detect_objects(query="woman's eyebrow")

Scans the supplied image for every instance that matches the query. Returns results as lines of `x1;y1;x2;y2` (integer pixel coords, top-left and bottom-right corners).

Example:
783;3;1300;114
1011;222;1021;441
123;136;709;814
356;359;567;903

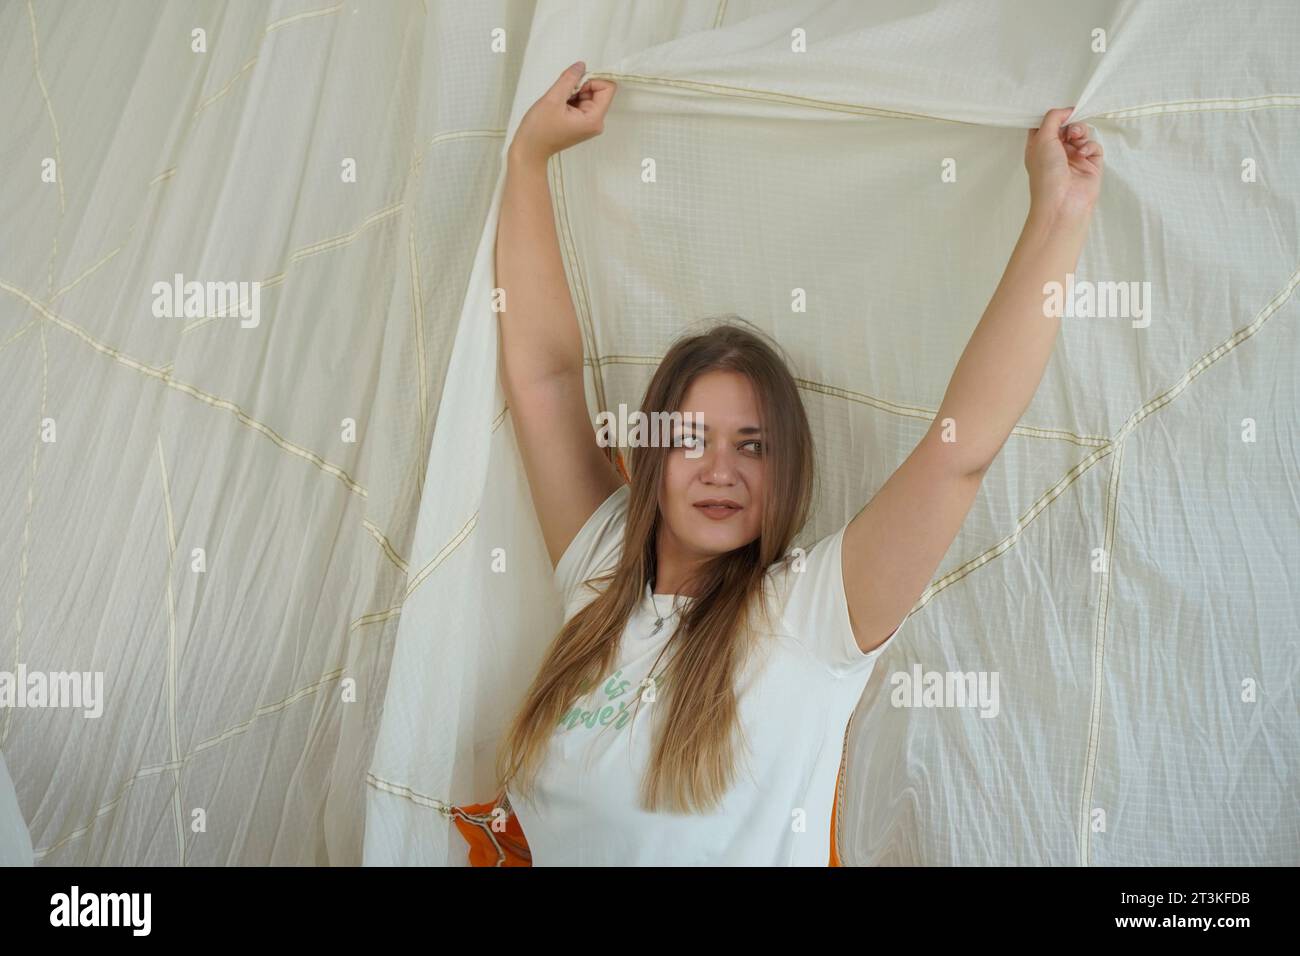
678;423;763;434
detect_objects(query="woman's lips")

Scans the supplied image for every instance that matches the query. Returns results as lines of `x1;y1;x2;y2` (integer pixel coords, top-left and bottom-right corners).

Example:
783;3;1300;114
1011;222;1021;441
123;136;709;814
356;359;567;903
695;504;741;520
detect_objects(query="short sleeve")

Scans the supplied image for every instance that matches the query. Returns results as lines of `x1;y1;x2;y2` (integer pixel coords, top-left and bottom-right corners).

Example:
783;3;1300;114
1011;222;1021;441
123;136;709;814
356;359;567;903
554;483;630;614
775;524;912;677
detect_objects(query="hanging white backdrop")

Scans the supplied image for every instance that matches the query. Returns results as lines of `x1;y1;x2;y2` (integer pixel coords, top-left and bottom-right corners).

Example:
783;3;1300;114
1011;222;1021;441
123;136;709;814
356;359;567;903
0;0;525;864
366;0;1300;865
2;0;1296;866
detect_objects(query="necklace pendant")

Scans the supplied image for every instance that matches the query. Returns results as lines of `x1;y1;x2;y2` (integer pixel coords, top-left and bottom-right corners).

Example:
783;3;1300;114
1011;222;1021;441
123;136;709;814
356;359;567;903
650;617;663;636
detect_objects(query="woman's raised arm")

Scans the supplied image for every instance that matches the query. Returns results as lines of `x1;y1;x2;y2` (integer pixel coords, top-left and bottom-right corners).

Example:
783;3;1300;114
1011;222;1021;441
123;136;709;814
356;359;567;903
495;63;625;568
842;108;1106;654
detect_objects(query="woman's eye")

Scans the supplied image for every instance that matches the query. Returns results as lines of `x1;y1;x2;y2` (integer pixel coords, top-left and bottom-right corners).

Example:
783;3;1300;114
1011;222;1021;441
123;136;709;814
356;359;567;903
742;440;763;455
676;434;700;449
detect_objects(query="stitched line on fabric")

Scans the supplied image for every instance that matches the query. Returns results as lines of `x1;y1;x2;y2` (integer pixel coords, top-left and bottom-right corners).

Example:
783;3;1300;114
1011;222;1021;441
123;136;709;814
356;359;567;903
1093;94;1300;120
45;4;220;304
32;760;179;861
591;72;1300;126
26;0;64;299
367;772;528;866
833;719;850;865
1;323;49;752
1112;265;1300;445
192;2;344;118
404;512;477;600
589;72;984;125
52;234;139;304
366;772;455;816
179;201;405;335
49;4;356;306
55;124;495;306
924;440;1114;605
364;519;410;575
368;405;511;609
1079;438;1124;866
53;125;493;308
0;317;39;353
349;604;403;632
0;281;368;499
49;129;501;309
51;174;170;304
428;127;508;148
154;437;188;864
30;664;347;859
409;161;430;444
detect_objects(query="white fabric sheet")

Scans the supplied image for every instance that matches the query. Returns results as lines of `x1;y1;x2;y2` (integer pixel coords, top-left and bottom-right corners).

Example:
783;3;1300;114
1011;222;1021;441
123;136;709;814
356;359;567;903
2;0;1296;866
0;0;523;864
0;752;34;866
366;0;1300;865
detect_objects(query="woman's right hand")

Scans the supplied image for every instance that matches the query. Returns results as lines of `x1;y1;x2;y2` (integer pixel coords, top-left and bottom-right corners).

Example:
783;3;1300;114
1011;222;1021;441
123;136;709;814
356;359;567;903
508;61;618;167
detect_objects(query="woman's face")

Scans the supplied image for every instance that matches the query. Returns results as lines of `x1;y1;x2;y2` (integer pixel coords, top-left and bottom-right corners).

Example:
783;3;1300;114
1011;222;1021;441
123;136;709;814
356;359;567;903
658;370;766;560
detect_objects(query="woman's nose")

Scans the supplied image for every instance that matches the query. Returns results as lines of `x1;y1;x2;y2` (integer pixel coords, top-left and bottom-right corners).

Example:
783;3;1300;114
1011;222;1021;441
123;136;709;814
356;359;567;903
699;443;738;482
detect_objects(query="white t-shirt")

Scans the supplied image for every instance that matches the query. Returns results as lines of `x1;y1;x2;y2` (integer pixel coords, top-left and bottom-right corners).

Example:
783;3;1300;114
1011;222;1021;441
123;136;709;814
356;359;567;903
507;483;911;866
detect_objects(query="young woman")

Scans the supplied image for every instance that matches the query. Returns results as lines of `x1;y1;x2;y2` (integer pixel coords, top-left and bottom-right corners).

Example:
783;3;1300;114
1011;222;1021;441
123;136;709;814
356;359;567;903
492;62;1103;865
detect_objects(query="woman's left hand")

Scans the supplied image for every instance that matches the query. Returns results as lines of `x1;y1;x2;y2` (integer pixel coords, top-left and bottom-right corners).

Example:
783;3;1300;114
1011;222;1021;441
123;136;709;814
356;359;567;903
1025;107;1104;224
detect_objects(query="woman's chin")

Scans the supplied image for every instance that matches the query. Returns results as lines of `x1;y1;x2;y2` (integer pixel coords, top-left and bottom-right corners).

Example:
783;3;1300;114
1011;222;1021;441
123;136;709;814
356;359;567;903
682;525;752;554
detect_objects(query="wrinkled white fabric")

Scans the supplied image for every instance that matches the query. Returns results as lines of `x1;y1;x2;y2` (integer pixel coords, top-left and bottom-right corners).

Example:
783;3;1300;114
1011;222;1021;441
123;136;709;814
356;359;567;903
0;0;524;864
2;0;1296;867
367;0;1300;865
0;752;34;866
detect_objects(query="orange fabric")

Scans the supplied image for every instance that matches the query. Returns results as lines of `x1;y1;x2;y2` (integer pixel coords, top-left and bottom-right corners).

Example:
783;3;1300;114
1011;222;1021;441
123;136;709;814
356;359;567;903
450;798;532;866
829;762;843;866
614;448;630;483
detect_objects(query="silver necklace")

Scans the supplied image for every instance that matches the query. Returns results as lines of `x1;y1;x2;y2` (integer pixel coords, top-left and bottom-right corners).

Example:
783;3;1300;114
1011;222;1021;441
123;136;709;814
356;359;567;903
648;584;684;637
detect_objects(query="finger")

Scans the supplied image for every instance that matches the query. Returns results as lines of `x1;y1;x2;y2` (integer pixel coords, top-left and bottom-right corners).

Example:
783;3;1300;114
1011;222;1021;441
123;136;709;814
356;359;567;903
584;77;618;115
547;60;587;102
1036;107;1075;141
571;78;608;107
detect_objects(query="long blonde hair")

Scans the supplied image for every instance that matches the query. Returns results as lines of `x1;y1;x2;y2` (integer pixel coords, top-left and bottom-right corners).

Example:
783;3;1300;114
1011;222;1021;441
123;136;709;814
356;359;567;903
496;318;815;813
